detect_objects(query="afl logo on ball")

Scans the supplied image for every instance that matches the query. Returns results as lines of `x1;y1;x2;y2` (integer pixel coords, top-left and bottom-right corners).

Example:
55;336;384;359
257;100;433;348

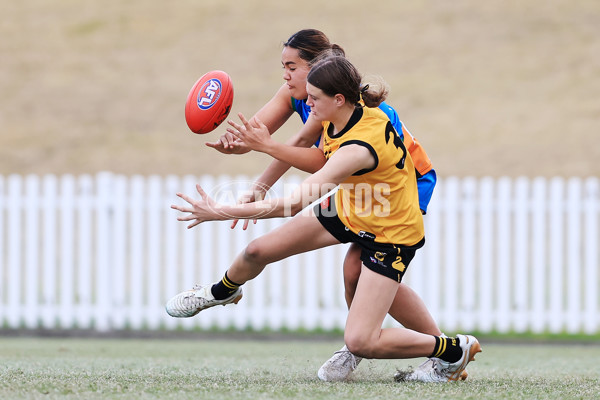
197;78;222;110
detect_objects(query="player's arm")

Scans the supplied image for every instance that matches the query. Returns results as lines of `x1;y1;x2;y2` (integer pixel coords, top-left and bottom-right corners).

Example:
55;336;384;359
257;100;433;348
402;125;433;176
205;84;295;154
227;112;326;173
172;144;374;228
245;123;322;205
228;119;323;230
401;124;437;213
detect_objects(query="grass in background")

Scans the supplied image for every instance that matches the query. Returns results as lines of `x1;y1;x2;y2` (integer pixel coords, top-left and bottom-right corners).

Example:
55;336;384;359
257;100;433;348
0;337;598;399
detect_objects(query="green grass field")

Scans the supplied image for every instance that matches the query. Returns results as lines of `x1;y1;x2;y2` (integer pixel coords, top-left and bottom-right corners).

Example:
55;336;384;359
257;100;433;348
0;336;598;399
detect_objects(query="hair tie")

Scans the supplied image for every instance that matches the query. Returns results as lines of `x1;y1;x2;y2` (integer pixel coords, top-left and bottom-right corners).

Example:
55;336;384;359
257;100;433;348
360;84;369;93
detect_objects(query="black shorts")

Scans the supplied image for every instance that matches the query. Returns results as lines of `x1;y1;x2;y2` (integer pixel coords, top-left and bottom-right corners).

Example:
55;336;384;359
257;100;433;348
314;195;425;283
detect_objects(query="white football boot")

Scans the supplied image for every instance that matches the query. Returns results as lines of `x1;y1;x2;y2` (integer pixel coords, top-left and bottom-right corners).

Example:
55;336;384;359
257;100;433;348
395;334;480;383
396;357;468;382
317;345;363;382
165;284;243;318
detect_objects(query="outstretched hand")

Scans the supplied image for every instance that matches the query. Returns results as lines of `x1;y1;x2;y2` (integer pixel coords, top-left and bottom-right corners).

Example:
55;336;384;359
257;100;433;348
171;184;221;229
227;113;272;153
205;131;250;154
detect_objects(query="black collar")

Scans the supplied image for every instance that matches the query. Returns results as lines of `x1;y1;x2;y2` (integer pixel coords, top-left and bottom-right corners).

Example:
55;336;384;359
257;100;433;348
327;107;363;138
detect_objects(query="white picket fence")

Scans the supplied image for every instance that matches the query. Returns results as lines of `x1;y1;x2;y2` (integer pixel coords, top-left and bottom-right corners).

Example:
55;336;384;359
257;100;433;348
0;173;598;334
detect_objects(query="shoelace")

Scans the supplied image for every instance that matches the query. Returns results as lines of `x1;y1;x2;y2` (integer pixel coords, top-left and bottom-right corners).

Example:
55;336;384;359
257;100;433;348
333;350;360;370
180;286;209;310
430;359;450;377
181;295;206;309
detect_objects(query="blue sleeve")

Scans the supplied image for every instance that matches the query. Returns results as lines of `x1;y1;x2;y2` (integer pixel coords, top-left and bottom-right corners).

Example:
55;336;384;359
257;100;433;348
379;101;435;212
416;169;437;214
377;101;404;140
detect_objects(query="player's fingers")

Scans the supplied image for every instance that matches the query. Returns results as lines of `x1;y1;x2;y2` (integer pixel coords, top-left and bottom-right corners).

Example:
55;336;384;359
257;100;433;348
171;204;190;213
254;116;267;130
223;132;241;149
176;192;195;205
227;119;243;132
223;131;236;145
205;140;235;153
238;112;253;130
231;219;239;229
187;220;202;229
243;218;258;230
208;134;227;150
227;127;243;140
196;184;207;199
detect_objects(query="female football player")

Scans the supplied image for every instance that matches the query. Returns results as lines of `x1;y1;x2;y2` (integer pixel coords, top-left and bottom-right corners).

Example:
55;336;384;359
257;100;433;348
205;29;445;381
169;55;480;382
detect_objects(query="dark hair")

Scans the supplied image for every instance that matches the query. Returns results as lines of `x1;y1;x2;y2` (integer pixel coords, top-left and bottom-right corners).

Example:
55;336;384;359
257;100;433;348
284;29;345;65
307;55;388;108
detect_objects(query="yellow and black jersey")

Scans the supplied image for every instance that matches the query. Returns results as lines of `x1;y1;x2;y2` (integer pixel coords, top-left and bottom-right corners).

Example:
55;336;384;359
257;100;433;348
321;107;424;246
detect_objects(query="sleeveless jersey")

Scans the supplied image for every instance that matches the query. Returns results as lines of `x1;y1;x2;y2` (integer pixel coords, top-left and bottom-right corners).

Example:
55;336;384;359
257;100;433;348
292;97;436;213
321;107;425;246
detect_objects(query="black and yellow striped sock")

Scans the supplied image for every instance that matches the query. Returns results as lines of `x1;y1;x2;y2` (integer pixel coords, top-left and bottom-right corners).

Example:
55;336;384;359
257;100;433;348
430;336;462;363
211;271;242;300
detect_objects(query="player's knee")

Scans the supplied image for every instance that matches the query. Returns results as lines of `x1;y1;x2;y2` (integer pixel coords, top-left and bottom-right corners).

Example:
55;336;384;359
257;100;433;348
344;332;375;359
243;240;266;263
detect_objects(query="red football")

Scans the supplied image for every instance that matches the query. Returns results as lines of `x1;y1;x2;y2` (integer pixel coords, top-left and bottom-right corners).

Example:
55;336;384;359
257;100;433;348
184;70;234;134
